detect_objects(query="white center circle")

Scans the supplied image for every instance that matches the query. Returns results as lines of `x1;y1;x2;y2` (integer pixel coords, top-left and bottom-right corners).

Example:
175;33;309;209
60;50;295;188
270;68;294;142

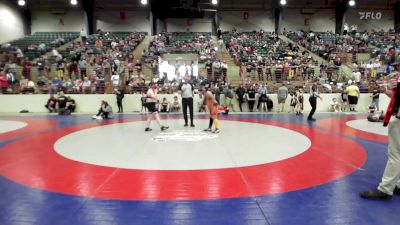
0;120;28;134
346;119;388;136
54;120;311;170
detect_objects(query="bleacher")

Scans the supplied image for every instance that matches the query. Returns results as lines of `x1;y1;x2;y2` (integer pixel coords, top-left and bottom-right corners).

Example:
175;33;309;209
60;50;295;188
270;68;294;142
165;32;212;53
60;32;146;60
8;32;79;59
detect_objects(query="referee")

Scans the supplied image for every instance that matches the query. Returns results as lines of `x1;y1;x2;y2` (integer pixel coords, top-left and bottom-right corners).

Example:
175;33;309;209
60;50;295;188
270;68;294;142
308;79;322;121
179;77;195;127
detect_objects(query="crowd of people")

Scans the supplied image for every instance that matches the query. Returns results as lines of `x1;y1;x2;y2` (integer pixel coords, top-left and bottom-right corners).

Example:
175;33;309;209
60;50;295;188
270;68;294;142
223;30;324;82
0;31;147;95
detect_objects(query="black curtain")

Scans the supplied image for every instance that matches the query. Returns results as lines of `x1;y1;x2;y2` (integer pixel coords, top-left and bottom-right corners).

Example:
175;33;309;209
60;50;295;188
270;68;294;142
82;0;94;35
335;1;348;35
275;8;280;34
395;2;400;33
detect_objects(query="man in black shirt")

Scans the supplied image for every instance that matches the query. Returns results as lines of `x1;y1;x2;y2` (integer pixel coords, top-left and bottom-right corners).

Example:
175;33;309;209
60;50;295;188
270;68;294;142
66;96;76;113
115;89;125;113
236;84;246;112
57;91;70;115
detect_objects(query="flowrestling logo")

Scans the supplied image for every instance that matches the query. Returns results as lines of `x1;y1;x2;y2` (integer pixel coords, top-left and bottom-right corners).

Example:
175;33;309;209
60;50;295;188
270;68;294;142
359;12;382;20
152;130;218;142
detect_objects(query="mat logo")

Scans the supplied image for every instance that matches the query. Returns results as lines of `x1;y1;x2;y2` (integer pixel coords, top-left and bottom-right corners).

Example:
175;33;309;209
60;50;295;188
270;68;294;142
359;12;382;20
152;130;218;142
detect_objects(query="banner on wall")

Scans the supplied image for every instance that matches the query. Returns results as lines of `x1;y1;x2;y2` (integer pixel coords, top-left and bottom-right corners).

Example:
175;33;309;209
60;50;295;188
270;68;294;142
243;12;249;20
187;18;192;27
119;11;126;20
359;12;382;20
59;18;64;26
304;18;309;26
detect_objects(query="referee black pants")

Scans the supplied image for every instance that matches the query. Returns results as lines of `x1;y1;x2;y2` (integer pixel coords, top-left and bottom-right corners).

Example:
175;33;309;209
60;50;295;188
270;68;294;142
182;97;194;125
308;96;317;119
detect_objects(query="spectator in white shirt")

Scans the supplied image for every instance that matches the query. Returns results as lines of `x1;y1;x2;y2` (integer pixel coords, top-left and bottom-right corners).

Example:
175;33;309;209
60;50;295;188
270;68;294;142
111;74;120;87
352;69;362;85
192;63;199;77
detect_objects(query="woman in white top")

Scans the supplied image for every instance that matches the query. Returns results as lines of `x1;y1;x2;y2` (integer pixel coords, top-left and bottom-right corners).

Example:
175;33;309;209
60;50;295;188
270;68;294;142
145;84;169;132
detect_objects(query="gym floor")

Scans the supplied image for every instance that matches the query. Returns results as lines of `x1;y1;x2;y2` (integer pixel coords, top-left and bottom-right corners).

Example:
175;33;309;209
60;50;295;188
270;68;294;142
0;113;398;225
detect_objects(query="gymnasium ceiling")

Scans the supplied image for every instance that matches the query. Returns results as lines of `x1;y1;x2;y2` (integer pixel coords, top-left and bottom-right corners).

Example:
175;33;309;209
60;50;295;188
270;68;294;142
14;0;399;10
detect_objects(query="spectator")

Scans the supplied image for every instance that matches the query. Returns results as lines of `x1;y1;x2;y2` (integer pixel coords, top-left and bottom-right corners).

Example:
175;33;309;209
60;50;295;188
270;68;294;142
111;73;120;87
80;28;87;44
114;88;125;113
140;93;147;113
259;91;269;112
257;83;268;110
82;77;91;93
266;95;274;112
371;85;380;111
92;100;113;120
246;85;256;112
56;60;65;80
352;69;362;85
37;58;45;77
57;91;70;115
223;85;235;112
236;84;246;112
277;83;289;113
22;58;32;80
0;69;9;93
44;59;51;77
366;106;384;122
346;81;360;112
19;76;29;89
289;92;298;113
135;60;142;77
330;98;341;112
128;60;135;79
159;97;170;113
171;96;181;112
79;58;87;79
341;86;348;112
73;79;83;93
66;96;76;113
44;94;57;112
296;88;304;115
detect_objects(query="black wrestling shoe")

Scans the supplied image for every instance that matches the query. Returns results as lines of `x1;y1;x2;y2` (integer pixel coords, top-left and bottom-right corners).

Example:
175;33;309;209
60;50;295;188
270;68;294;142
145;128;152;132
190;124;195;127
203;128;212;132
184;124;188;127
394;186;400;195
307;118;316;121
161;126;169;131
360;189;392;201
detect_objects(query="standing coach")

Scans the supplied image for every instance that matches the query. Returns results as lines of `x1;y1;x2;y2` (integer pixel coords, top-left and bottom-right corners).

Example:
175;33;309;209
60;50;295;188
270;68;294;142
179;77;195;127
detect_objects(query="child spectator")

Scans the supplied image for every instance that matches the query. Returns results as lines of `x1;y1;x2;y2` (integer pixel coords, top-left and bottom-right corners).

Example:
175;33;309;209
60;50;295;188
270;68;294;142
92;100;113;120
